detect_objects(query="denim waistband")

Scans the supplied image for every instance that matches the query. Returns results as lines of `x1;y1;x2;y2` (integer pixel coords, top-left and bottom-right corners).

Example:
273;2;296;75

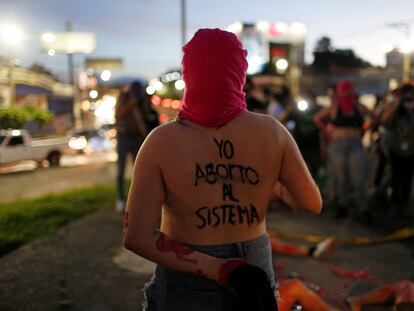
154;234;276;291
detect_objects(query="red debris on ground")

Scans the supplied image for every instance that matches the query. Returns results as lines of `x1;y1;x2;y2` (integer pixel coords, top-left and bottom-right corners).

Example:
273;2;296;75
330;266;377;280
274;261;285;270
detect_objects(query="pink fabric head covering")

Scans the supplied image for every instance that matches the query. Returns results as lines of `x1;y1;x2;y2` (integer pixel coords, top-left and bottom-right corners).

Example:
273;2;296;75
178;28;248;127
336;80;356;114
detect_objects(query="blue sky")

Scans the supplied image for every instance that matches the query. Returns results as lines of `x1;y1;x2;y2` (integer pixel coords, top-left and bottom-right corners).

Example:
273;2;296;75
0;0;413;80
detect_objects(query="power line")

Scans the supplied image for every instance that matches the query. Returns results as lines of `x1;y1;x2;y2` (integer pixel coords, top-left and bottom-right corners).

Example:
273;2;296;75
336;19;414;39
336;24;386;39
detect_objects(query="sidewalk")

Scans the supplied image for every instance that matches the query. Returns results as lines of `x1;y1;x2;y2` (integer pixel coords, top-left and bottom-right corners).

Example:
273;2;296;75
0;209;148;311
0;206;413;310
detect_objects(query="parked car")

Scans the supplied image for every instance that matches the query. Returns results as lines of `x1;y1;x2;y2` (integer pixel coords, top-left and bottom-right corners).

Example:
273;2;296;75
0;129;70;167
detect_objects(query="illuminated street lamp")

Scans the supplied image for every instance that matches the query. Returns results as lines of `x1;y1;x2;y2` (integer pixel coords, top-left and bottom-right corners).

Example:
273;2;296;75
89;89;99;99
1;23;23;106
100;70;111;82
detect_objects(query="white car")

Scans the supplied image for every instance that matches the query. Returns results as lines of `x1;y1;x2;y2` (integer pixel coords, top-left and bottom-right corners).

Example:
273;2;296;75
0;129;70;167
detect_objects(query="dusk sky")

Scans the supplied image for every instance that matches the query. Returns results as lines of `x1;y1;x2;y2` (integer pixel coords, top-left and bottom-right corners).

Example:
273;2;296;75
0;0;413;81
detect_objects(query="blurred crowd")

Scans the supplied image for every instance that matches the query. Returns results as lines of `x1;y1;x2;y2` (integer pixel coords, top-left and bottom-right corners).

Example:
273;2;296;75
244;77;414;222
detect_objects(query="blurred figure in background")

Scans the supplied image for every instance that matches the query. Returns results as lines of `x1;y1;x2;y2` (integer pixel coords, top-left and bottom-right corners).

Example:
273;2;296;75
370;93;391;202
142;91;160;132
314;80;374;220
347;280;414;311
320;85;338;207
244;76;267;113
283;90;323;179
268;85;293;123
378;82;414;216
115;81;148;213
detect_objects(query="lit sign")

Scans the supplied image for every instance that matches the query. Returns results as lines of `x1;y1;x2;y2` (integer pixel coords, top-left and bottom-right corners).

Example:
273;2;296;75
41;32;96;54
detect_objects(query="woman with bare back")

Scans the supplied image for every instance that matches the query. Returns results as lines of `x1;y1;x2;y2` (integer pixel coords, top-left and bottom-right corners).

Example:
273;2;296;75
123;28;322;310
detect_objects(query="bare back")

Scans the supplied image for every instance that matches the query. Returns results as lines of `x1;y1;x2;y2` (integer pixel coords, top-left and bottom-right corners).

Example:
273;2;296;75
133;111;321;245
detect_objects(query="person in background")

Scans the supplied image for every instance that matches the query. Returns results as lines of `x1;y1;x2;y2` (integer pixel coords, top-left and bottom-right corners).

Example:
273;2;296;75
283;90;323;179
347;280;414;311
115;81;148;213
314;80;374;221
278;279;338;311
244;76;267;113
378;82;414;216
279;279;414;311
268;85;293;123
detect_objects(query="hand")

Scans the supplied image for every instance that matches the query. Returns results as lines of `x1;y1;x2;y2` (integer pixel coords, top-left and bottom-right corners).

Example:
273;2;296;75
217;258;249;290
226;263;278;311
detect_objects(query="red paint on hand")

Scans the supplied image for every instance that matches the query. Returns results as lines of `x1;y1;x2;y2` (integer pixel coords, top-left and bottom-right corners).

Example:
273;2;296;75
155;232;198;264
331;266;376;280
218;258;249;289
123;211;129;233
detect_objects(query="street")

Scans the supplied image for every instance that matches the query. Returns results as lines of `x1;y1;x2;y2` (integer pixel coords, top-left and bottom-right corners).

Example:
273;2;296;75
0;151;133;203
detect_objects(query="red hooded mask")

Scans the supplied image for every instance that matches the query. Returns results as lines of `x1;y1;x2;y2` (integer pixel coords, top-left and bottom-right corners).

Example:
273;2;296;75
178;28;248;127
336;80;356;114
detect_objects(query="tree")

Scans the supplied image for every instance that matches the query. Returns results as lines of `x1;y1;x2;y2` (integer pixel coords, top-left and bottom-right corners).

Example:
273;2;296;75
0;107;28;129
314;36;333;53
312;36;372;73
0;106;53;130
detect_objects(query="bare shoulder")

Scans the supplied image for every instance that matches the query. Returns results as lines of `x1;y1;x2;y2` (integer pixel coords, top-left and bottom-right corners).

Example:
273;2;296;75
243;111;284;128
144;120;180;142
242;111;289;141
137;121;180;159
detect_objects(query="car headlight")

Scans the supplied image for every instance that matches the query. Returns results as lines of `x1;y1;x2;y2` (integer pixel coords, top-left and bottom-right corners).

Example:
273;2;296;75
68;136;88;150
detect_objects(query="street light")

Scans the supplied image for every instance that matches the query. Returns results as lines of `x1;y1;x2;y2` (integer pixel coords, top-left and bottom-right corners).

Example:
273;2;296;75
1;23;23;106
100;70;111;82
1;24;23;46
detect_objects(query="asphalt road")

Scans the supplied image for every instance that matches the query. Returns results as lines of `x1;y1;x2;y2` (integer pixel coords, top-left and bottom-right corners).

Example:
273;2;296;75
0;151;133;203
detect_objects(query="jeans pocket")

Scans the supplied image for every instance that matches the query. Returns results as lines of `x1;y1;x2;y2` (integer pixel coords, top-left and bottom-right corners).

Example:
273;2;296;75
165;281;224;311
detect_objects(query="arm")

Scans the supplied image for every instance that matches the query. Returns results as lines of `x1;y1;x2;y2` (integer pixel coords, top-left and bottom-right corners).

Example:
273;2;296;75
278;128;322;214
123;130;239;285
278;102;294;124
278;279;337;311
313;107;332;132
346;283;396;311
131;101;148;137
357;103;375;120
272;182;297;208
379;97;400;126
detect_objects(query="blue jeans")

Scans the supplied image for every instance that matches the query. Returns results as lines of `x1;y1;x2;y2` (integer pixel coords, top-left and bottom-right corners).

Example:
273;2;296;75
143;234;276;311
116;135;142;200
328;137;368;212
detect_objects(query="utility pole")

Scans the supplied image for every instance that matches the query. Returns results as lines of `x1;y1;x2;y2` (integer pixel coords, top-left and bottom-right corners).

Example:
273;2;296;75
7;47;15;106
66;21;74;84
66;21;81;129
181;0;187;48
